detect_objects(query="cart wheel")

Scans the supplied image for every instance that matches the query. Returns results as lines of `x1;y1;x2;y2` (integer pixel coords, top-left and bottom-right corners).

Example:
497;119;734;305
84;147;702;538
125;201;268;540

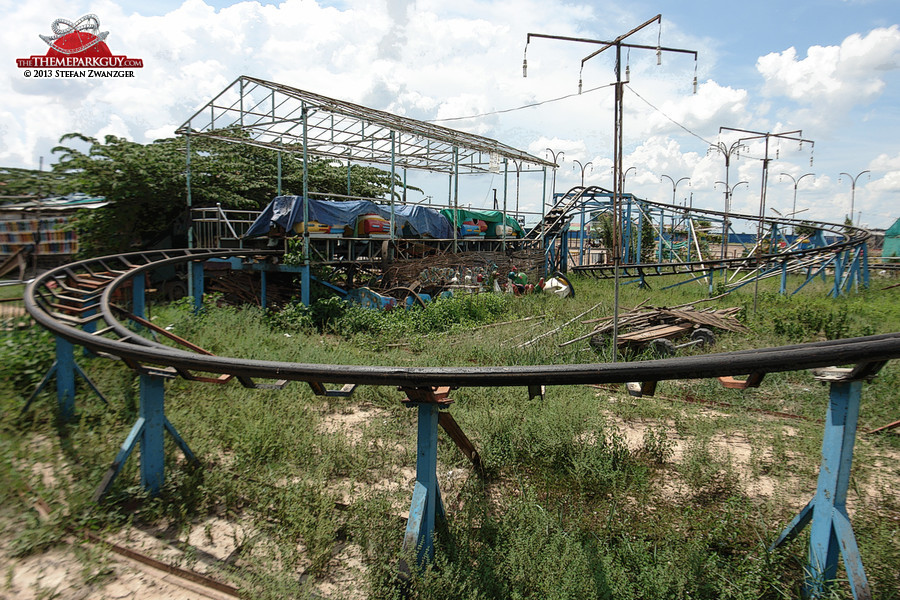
690;328;716;348
648;338;676;357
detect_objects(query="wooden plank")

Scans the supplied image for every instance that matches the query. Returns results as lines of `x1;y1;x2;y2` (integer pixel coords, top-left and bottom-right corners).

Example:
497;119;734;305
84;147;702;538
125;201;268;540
619;324;691;342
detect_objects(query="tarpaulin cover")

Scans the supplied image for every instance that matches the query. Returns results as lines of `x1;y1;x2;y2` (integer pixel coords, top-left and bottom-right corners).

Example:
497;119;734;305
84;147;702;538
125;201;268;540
440;208;526;237
883;217;900;258
243;196;453;239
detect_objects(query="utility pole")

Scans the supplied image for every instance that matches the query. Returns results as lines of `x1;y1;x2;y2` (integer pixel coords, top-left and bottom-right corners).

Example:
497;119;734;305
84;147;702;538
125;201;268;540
525;16;697;361
720;127;814;313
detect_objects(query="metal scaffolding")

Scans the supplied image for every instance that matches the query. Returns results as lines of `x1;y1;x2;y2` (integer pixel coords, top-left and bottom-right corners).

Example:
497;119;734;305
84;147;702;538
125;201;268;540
175;75;554;175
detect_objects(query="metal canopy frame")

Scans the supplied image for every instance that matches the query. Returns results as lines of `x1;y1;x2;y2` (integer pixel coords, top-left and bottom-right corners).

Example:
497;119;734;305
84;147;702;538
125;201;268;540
175;76;554;175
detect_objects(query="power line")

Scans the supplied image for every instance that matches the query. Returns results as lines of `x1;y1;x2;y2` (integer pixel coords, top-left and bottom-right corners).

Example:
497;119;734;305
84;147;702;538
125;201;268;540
625;83;714;146
427;82;614;123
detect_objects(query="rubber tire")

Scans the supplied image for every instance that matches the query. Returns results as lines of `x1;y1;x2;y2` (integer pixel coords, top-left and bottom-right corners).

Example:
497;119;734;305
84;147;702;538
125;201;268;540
690;327;716;348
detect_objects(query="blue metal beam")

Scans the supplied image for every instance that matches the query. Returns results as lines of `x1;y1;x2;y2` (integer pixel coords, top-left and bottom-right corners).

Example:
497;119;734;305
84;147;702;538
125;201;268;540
191;260;205;313
402;401;445;566
93;372;196;501
771;377;871;600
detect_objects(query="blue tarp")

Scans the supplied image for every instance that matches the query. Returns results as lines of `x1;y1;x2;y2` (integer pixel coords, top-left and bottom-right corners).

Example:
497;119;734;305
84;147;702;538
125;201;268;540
244;196;453;239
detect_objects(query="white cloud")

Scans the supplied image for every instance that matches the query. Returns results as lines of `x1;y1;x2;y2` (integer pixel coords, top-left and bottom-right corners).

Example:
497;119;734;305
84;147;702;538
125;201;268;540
1;1;899;228
756;25;900;116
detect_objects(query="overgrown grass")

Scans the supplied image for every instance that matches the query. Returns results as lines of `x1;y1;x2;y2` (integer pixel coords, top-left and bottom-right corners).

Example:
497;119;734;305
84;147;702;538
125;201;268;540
1;271;899;598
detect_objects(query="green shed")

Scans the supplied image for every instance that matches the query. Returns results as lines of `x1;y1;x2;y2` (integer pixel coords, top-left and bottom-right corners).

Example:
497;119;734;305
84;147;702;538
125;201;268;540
883;217;900;259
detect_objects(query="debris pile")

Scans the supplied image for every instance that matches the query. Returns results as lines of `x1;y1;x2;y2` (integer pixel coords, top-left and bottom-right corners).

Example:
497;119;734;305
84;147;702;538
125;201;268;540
558;297;747;354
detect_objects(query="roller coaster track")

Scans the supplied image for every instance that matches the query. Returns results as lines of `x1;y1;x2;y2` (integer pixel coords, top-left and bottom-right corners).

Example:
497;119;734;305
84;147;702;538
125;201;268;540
23;247;900;388
22;247;900;597
540;188;870;293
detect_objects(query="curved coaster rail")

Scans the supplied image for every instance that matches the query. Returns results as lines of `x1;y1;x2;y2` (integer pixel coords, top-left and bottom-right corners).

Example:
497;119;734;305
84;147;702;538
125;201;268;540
24;248;897;596
543;188;871;297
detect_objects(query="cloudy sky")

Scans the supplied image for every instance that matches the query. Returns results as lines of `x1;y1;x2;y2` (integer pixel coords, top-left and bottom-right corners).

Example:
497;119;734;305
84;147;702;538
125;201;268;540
2;0;899;229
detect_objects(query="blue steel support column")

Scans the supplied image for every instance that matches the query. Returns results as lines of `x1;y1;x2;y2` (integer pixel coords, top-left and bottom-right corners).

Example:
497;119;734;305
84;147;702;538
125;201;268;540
260;270;267;309
770;377;870;600
635;201;643;264
624;196;633;264
861;243;870;289
780;260;788;295
403;402;445;566
82;294;98;356
186;127;193;251
139;373;166;495
56;336;76;421
502;159;508;251
191;260;204;313
832;251;844;297
390;131;396;243
657;209;664;263
302;104;311;306
541;166;547;254
92;370;195;502
579;204;585;266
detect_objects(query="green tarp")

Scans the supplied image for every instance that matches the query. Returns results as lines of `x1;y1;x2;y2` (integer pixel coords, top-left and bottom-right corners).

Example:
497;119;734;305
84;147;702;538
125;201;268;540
883;217;900;258
439;208;526;238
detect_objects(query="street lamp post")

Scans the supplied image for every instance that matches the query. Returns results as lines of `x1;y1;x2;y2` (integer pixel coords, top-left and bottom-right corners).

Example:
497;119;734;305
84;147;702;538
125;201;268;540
839;170;870;227
623;166;636;192
661;175;690;260
573;159;593;187
660;174;690;206
546;148;565;206
709;139;745;266
779;172;814;234
715;180;748;258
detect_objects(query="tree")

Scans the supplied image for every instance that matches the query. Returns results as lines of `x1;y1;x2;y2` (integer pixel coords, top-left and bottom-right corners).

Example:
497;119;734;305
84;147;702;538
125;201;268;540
51;132;411;255
0;167;72;201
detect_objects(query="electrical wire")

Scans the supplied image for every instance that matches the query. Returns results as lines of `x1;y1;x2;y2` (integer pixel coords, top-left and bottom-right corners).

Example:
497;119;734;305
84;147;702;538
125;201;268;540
427;82;614;123
426;79;778;165
625;83;714;146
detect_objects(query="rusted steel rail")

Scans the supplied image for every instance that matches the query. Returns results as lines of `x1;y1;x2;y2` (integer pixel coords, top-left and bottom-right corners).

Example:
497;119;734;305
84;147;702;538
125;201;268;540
22;248;899;599
22;248;900;387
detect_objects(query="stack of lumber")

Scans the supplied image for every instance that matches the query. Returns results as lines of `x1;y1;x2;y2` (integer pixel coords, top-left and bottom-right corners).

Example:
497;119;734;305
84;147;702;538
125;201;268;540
584;306;747;337
559;300;747;348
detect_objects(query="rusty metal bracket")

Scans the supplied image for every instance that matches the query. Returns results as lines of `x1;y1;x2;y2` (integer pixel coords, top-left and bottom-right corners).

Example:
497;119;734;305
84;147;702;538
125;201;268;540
812;362;886;383
718;372;765;389
438;412;483;474
308;381;358;397
400;386;454;406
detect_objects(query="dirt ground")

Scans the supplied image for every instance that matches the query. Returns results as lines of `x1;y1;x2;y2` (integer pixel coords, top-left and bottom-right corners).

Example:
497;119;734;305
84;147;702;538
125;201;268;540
3;399;898;600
